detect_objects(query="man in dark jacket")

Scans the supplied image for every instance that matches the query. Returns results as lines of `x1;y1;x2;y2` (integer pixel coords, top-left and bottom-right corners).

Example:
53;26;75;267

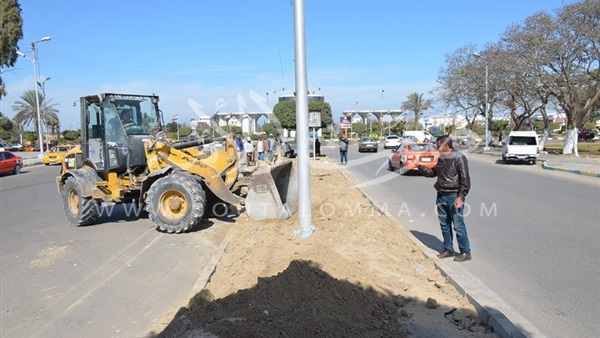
418;135;472;262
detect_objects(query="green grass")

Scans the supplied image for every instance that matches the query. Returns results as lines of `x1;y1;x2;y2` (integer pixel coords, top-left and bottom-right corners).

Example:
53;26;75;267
544;140;600;155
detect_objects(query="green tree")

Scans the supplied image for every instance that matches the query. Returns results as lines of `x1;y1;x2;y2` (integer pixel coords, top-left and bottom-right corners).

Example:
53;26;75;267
12;90;59;137
62;129;80;142
401;92;432;130
0;112;15;140
0;0;24;98
389;120;407;136
165;121;178;133
272;101;296;129
272;99;333;130
229;125;242;136
261;122;279;137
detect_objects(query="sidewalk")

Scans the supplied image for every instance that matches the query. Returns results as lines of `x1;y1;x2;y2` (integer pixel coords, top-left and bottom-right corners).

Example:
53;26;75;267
472;148;600;178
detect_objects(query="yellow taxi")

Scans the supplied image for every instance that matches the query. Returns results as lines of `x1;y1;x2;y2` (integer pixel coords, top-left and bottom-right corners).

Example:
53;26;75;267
42;145;76;166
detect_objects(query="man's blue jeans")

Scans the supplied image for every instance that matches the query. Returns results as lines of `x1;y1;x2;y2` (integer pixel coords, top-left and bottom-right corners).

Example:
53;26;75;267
436;193;470;254
340;150;348;164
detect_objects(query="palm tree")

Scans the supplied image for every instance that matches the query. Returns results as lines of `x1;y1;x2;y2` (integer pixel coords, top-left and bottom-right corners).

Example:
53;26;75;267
12;90;59;141
401;92;432;130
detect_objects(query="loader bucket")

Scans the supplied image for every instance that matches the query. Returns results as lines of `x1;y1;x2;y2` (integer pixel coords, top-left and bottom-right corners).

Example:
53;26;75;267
245;160;298;220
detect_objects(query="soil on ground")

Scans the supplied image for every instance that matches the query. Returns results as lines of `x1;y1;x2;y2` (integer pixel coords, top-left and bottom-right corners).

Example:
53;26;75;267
147;158;499;338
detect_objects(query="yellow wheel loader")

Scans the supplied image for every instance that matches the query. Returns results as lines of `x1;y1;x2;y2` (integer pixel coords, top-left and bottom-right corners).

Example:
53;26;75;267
56;93;297;233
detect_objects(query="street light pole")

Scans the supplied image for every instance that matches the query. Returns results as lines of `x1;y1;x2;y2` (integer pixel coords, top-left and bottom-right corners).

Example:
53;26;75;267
17;36;51;158
38;77;51;151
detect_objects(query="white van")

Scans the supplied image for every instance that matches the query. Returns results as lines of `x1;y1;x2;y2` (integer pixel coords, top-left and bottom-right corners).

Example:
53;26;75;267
502;131;539;164
402;131;432;142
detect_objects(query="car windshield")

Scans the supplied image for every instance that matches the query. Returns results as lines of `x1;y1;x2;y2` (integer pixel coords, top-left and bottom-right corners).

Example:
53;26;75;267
386;136;398;140
408;143;436;151
52;147;71;152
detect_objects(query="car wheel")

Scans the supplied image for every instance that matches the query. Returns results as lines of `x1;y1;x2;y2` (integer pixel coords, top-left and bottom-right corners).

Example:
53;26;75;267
387;160;395;171
13;165;21;175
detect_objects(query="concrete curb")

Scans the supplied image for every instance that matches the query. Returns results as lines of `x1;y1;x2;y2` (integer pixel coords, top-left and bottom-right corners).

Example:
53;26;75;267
23;160;43;167
471;150;600;178
540;160;600;178
336;166;544;338
188;228;235;298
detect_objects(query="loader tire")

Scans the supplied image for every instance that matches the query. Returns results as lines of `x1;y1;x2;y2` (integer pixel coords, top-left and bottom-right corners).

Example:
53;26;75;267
62;176;100;226
145;173;206;233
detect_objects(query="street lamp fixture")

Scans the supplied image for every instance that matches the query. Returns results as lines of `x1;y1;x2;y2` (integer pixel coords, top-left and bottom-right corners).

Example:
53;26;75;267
16;36;52;158
472;52;489;150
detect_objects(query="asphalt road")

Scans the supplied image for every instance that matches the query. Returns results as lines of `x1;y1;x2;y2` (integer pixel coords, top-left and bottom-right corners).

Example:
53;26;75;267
322;144;600;338
0;165;231;337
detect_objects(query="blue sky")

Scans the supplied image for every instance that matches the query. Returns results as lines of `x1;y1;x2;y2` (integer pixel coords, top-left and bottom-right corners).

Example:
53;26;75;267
1;0;576;130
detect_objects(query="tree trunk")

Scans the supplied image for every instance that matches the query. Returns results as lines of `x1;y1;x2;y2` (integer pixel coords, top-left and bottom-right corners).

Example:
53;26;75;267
562;128;579;156
539;129;549;152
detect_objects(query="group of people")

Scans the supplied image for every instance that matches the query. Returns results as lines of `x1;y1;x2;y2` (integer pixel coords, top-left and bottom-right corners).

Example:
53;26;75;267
236;134;277;165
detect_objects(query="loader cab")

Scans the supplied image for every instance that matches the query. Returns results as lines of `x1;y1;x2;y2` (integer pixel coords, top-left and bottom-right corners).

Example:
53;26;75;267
80;93;162;177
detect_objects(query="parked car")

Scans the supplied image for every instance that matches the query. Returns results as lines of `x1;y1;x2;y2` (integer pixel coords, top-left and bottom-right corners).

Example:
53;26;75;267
21;144;37;152
384;135;401;149
41;145;76;166
8;143;23;151
358;137;378;152
388;141;439;174
578;128;594;141
0;151;23;175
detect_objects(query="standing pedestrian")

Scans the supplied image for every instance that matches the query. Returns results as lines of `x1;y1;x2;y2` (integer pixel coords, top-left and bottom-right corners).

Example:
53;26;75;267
417;135;472;262
315;138;321;156
236;136;245;164
257;135;266;161
267;134;275;162
339;135;349;165
244;137;254;165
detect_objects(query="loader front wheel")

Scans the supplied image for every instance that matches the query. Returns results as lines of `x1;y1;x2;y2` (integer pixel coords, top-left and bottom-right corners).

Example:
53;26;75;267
62;176;100;226
145;173;206;233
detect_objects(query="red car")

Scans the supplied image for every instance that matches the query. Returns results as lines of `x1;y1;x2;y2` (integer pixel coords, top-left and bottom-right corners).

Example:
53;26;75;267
578;128;594;141
0;151;23;175
387;141;439;174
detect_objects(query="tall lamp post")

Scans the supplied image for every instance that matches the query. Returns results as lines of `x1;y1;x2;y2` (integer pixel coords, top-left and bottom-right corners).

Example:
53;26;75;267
472;52;489;150
16;36;52;158
38;77;51;151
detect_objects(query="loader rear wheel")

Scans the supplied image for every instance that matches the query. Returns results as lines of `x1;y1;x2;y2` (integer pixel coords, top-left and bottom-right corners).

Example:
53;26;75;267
62;177;99;226
145;173;206;233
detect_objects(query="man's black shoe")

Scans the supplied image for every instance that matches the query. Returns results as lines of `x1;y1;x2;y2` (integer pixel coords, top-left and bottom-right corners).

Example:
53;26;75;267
453;253;472;262
437;250;455;259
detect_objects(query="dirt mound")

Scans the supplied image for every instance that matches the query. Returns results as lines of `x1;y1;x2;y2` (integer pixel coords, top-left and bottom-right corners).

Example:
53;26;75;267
159;260;408;338
148;159;498;338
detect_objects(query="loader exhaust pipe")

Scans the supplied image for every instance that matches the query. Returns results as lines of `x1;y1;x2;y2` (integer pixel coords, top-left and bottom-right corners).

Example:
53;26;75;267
171;136;226;150
245;160;298;220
